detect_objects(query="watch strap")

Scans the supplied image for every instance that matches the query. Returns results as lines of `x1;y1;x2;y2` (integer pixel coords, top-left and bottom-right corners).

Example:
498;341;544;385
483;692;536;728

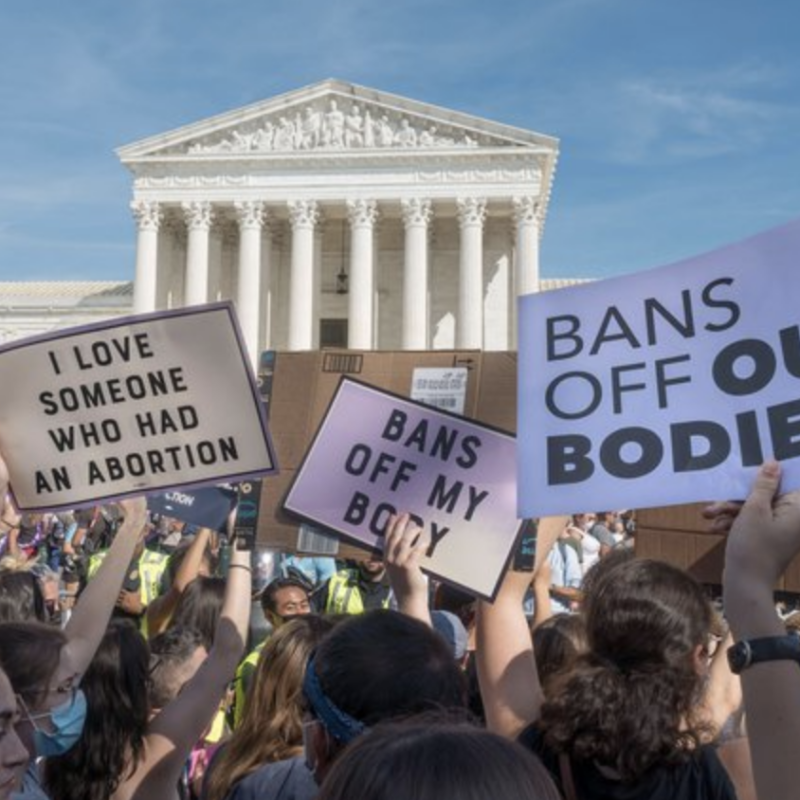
727;635;800;674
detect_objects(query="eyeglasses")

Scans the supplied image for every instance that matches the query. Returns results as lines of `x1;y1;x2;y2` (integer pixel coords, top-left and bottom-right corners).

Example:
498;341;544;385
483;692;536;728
16;673;81;723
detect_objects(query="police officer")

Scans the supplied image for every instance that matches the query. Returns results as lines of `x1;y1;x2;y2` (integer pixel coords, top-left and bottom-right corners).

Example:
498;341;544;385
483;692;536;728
87;513;168;626
232;576;313;727
318;554;393;615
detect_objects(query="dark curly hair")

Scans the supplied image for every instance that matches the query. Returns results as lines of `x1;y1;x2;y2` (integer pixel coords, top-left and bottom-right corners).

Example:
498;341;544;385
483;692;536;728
44;619;150;800
538;558;712;782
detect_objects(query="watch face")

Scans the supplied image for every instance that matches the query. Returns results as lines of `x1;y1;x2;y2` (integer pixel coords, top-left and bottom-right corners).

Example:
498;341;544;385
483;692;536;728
727;641;749;674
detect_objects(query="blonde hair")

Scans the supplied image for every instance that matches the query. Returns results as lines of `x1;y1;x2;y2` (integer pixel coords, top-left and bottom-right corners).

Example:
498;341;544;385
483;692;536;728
205;615;334;800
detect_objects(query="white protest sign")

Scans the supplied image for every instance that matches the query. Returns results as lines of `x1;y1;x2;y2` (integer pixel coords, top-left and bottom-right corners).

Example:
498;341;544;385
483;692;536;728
0;303;277;512
518;217;800;518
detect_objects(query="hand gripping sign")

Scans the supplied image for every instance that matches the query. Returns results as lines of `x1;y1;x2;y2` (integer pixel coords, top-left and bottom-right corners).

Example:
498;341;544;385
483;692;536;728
518;216;800;518
284;378;522;600
0;303;277;512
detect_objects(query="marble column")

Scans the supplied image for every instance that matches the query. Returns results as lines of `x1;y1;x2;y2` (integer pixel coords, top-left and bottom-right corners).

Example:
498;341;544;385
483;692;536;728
312;216;325;349
182;201;214;306
234;201;267;368
260;224;279;352
401;198;433;349
513;196;540;296
456;197;487;349
346;199;379;349
131;200;162;314
287;200;320;351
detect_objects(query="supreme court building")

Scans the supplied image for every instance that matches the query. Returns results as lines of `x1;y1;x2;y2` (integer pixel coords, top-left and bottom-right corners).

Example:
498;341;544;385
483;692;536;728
117;79;561;365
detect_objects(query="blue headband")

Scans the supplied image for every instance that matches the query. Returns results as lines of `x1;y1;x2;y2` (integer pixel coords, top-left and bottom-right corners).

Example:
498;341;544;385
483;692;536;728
303;656;366;744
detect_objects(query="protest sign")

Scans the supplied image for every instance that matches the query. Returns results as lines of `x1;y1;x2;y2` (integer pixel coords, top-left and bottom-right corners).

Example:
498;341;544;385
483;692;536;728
148;484;239;532
283;377;522;599
518;216;800;518
0;303;277;512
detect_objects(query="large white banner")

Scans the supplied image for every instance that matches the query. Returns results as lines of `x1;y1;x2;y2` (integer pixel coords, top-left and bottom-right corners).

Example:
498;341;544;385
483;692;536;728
518;217;800;518
0;303;277;511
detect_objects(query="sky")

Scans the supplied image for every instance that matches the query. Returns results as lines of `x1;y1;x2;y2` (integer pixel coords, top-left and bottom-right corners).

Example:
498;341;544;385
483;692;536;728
0;0;798;283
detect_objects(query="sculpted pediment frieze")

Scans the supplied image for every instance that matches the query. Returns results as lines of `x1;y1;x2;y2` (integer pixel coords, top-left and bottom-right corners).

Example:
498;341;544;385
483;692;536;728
155;96;532;157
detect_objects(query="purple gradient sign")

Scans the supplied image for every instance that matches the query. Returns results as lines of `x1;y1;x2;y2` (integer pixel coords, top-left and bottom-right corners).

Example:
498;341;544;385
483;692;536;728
284;378;522;599
519;216;800;518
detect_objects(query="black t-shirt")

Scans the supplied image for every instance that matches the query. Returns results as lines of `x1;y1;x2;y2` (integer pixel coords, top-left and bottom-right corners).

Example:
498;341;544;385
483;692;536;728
518;725;738;800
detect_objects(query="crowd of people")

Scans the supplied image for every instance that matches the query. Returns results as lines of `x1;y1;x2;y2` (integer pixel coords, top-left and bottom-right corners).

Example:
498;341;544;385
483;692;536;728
1;451;799;799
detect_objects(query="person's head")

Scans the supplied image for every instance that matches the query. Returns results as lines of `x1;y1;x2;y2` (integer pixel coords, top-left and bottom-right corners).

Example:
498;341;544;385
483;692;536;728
147;625;208;713
579;545;635;601
356;554;385;582
430;610;470;662
205;615;335;800
42;620;150;800
260;577;312;628
303;610;467;783
168;576;226;650
594;510;618;529
0;666;28;800
162;535;216;590
583;558;711;672
30;564;61;625
317;718;561;800
433;583;477;633
0;570;46;623
533;613;589;697
0;622;73;758
571;513;595;532
540;558;713;781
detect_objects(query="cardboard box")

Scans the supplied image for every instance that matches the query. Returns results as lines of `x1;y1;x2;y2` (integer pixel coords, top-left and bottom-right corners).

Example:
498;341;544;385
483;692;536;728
636;503;800;592
257;349;517;558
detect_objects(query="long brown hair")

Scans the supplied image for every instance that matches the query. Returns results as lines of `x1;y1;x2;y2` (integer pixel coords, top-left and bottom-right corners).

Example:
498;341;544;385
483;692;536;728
205;615;335;800
539;558;712;782
0;621;66;708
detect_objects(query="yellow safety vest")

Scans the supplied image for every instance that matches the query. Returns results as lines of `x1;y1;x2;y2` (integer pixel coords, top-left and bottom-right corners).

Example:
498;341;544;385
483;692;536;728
324;570;391;615
87;548;168;608
232;640;267;728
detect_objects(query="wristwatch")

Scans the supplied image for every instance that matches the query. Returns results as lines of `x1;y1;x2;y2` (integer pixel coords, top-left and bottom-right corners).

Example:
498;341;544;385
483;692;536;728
727;635;800;674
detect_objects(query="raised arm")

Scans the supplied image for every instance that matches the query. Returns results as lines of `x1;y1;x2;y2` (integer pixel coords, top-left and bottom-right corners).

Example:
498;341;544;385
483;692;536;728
60;497;148;676
476;561;542;739
133;542;251;795
384;513;432;627
531;557;554;631
722;461;800;800
146;526;212;636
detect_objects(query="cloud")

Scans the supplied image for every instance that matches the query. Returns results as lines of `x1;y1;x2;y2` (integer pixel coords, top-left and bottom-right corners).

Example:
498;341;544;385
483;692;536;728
492;57;797;166
614;64;788;162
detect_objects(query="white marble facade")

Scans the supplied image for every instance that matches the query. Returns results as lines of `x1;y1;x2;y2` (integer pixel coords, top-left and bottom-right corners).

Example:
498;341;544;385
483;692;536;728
118;80;560;366
0;282;133;344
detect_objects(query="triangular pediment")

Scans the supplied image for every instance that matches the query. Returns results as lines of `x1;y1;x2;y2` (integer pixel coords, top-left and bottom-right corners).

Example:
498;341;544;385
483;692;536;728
118;79;557;161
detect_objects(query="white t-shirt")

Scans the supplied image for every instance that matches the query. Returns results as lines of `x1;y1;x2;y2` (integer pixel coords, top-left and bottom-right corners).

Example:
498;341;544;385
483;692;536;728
580;532;601;576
